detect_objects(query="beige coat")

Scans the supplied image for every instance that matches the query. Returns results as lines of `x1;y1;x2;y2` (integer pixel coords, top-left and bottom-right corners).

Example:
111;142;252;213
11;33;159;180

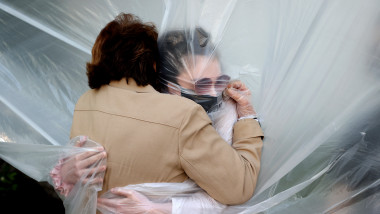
70;78;264;205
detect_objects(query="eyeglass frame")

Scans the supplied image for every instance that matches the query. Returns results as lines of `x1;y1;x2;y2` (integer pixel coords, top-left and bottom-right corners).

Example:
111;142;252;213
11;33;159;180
178;74;231;95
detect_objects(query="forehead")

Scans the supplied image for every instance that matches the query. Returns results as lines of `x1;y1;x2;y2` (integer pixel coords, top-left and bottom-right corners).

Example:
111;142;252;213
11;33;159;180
178;55;222;81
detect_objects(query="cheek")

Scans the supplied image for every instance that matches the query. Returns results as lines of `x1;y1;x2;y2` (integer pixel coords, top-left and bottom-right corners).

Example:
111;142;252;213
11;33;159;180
177;73;195;90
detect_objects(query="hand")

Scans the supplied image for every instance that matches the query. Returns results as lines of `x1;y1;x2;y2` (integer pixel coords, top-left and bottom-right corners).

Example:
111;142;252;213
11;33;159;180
50;136;107;196
224;80;256;118
60;145;107;185
98;188;172;214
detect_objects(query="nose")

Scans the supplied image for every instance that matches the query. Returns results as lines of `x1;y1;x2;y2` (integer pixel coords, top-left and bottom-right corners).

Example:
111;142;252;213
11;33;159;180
209;86;218;97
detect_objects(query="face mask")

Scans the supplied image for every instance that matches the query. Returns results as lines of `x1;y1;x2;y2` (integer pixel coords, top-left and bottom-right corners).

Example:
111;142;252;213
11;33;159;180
181;92;222;113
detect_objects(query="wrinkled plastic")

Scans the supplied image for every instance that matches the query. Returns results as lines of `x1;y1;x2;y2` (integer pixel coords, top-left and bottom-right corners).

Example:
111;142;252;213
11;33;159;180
99;180;227;214
0;0;380;213
208;98;237;145
224;81;256;118
0;136;107;213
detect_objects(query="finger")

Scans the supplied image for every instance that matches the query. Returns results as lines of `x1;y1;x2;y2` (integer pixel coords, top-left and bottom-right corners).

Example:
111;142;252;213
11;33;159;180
82;165;107;178
64;151;97;166
78;151;107;169
97;198;120;208
82;177;103;185
243;89;251;96
111;188;135;198
75;149;104;163
238;82;249;91
227;80;242;89
74;136;87;147
125;190;140;201
228;80;249;92
236;89;251;98
227;80;240;88
226;88;244;103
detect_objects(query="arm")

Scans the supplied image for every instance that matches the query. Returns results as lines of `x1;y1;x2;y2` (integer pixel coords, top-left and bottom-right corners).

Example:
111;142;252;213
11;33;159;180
171;190;226;214
96;182;230;214
179;81;263;205
97;188;172;214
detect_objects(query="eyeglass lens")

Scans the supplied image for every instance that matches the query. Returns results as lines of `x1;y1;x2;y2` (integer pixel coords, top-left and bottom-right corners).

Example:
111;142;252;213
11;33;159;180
194;75;231;94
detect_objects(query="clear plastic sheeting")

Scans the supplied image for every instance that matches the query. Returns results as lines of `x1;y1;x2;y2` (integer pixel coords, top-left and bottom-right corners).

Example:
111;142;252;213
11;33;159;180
0;136;107;213
98;180;229;214
0;0;379;213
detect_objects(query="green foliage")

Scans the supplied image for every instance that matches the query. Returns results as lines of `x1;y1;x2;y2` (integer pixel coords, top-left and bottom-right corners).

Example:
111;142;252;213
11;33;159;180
0;160;19;191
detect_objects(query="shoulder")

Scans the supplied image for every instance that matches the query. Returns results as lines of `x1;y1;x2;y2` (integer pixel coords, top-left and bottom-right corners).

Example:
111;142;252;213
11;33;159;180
142;91;201;112
154;92;200;109
74;87;210;129
146;92;212;128
74;88;99;109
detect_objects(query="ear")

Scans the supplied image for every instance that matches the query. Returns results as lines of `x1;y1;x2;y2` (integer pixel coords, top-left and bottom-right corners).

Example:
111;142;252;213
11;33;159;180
153;63;156;72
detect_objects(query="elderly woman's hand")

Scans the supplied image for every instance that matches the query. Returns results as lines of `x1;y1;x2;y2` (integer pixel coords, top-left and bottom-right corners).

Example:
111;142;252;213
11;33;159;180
50;136;107;196
61;146;106;184
224;80;256;118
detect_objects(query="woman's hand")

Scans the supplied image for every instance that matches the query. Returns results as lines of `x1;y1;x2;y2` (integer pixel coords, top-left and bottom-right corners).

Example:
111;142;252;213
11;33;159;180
60;149;106;185
224;80;256;118
50;136;107;196
97;188;172;214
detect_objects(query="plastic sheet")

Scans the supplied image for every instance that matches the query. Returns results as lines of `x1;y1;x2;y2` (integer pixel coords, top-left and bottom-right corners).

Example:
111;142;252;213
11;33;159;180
98;180;227;214
1;0;380;213
0;136;106;213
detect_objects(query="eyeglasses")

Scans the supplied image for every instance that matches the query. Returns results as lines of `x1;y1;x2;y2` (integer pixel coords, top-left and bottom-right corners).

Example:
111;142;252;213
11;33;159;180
191;74;231;95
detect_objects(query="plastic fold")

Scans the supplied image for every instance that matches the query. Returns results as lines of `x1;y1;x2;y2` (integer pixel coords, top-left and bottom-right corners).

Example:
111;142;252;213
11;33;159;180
0;0;379;213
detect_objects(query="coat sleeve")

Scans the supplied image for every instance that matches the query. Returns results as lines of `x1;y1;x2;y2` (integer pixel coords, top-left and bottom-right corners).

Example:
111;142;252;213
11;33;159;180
179;105;264;205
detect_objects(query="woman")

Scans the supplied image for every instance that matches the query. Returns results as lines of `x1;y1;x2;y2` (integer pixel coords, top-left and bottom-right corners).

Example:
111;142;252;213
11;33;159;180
158;28;243;144
97;28;260;214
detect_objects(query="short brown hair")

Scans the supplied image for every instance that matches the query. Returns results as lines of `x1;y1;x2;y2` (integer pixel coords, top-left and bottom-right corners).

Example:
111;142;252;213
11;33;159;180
86;13;159;89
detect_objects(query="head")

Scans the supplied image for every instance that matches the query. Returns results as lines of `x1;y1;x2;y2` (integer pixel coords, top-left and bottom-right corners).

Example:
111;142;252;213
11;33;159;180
86;13;159;90
158;28;230;112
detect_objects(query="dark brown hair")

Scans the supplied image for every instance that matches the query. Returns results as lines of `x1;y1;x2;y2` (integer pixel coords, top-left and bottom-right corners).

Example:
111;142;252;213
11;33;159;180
158;27;218;92
86;13;159;89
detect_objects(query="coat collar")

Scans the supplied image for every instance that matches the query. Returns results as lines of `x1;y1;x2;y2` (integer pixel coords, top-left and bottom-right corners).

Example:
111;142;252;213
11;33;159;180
108;78;158;93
